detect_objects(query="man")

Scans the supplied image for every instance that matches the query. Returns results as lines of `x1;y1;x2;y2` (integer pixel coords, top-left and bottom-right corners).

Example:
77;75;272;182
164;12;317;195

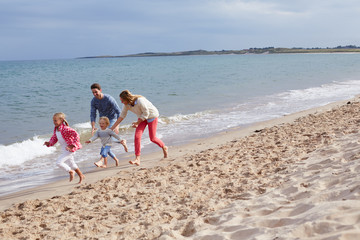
90;83;121;135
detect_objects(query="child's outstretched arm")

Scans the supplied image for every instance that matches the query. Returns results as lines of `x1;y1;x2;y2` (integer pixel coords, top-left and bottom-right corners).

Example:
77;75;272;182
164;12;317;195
109;130;122;141
86;131;99;144
45;132;58;147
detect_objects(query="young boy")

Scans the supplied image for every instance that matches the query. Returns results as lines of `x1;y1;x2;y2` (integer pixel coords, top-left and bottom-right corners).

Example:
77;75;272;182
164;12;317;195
86;116;128;168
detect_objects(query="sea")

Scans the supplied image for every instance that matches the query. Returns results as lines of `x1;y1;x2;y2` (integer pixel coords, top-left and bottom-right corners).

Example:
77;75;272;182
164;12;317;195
1;53;360;197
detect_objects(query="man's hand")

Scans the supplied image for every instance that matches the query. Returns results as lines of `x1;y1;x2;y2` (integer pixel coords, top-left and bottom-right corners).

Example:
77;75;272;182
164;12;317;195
91;127;97;136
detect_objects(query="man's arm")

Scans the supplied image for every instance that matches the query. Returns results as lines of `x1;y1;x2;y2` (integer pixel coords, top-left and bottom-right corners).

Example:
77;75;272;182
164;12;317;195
108;95;122;119
110;116;124;131
90;99;98;135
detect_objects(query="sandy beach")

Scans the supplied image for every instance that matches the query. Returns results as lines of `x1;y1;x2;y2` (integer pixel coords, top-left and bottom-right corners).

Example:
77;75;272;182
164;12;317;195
1;97;360;240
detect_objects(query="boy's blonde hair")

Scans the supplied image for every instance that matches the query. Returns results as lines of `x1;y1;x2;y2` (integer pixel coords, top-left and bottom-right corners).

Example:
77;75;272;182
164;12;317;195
99;116;110;127
53;112;69;126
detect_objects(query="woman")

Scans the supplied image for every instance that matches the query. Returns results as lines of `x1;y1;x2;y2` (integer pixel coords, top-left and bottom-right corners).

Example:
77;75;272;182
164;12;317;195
111;90;168;166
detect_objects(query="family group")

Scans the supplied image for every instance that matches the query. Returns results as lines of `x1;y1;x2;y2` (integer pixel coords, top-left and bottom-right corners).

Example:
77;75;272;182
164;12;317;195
43;83;168;184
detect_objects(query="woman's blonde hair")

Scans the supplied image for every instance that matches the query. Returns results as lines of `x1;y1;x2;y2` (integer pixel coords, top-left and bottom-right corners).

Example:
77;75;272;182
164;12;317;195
99;116;110;126
53;112;69;126
119;90;142;106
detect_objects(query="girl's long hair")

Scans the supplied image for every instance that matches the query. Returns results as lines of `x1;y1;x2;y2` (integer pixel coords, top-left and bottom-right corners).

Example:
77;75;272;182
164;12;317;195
119;90;143;106
53;112;69;126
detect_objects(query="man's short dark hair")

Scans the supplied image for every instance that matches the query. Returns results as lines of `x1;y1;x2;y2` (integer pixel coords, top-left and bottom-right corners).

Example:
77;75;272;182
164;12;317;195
91;83;101;90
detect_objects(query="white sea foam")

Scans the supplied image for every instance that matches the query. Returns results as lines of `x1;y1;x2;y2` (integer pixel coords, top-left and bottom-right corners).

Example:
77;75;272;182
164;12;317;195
173;79;360;138
279;80;360;102
159;111;212;124
0;136;56;167
73;122;91;129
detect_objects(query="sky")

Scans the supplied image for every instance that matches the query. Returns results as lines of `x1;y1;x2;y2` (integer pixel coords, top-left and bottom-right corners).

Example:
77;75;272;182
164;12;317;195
1;0;360;61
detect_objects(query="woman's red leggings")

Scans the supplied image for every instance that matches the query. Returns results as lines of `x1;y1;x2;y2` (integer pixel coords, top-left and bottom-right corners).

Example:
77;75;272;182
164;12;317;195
134;118;164;156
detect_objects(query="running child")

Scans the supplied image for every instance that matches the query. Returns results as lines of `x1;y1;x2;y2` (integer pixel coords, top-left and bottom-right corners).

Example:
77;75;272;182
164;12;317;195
86;116;128;168
44;112;85;184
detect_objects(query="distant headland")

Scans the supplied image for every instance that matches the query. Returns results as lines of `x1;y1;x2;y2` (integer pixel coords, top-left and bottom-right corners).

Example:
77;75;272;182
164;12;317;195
78;45;360;59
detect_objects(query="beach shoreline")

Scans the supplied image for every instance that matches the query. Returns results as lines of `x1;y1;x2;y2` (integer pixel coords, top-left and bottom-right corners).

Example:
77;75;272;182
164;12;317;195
0;96;346;211
1;96;360;239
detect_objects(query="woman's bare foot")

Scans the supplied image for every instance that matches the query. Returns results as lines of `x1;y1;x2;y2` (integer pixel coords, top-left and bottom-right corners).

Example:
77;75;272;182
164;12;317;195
163;146;168;158
121;139;128;152
100;165;107;168
129;160;140;166
69;170;75;182
129;156;140;166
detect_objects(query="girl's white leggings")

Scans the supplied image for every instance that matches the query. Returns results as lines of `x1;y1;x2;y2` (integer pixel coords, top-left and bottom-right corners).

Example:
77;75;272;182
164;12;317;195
56;150;78;172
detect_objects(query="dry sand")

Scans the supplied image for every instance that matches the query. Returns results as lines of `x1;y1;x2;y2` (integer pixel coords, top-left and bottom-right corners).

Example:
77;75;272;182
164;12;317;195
1;97;360;239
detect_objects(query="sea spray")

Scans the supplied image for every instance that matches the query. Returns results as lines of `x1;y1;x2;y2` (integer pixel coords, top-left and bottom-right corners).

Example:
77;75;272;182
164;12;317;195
0;136;56;167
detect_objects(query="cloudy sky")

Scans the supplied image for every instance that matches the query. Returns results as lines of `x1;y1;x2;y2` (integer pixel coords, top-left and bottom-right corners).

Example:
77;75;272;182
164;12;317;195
1;0;359;61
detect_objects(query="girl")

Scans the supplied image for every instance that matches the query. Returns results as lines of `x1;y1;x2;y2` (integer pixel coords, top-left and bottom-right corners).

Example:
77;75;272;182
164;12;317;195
44;112;85;184
111;90;168;166
86;116;128;168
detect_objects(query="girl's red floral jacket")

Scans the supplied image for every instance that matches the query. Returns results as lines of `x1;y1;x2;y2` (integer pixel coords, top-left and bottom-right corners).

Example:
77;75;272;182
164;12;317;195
47;124;82;152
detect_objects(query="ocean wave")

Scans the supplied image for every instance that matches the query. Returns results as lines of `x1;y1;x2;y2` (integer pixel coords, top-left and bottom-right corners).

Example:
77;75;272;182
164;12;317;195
0;136;56;167
278;79;360;101
73;122;92;129
159;111;214;124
